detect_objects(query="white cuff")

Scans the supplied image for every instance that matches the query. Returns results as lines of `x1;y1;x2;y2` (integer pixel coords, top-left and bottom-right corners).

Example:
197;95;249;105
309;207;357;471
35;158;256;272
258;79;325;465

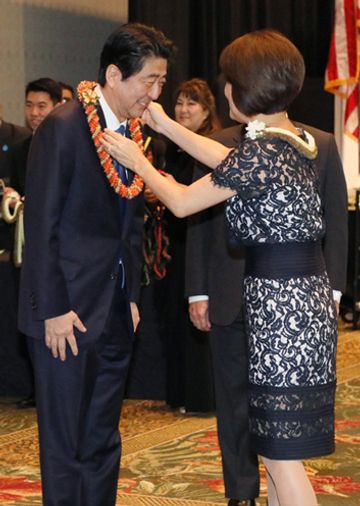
188;295;209;303
332;290;342;303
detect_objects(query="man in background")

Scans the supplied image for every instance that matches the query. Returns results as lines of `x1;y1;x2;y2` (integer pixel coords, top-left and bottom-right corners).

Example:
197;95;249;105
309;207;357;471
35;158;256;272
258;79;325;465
10;77;62;196
0;105;30;256
0;106;30;183
59;81;75;103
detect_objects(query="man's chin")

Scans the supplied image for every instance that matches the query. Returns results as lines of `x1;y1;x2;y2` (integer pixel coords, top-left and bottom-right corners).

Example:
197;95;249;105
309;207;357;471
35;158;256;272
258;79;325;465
129;104;149;119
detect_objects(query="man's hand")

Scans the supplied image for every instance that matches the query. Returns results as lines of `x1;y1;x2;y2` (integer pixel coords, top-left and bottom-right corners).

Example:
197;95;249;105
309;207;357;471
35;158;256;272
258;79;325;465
189;300;211;332
45;311;86;361
130;302;140;332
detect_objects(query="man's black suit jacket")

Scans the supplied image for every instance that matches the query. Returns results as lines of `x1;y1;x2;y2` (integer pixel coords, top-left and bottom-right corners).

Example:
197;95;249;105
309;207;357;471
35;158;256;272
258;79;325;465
10;134;32;195
185;124;348;326
0;122;30;251
18;100;144;343
0;120;30;183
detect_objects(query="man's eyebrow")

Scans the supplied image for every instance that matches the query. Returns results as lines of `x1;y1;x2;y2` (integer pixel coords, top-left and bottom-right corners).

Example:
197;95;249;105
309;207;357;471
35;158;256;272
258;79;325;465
143;73;167;78
26;100;49;105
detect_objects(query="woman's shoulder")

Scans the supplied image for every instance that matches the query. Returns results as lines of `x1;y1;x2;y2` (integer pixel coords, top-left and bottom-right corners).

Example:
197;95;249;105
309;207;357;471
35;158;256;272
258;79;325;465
242;127;318;161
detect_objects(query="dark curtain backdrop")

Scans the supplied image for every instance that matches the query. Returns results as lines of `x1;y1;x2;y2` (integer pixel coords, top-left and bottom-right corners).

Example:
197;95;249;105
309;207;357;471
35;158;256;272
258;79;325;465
129;0;335;131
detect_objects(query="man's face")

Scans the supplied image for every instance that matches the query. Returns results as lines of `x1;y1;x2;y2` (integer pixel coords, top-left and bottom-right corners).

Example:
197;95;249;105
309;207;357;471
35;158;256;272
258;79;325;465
104;56;168;121
61;89;73;103
25;91;57;131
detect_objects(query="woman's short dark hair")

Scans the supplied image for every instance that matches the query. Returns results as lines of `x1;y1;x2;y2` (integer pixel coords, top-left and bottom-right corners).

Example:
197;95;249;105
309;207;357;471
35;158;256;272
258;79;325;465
174;78;221;136
98;23;175;86
220;29;305;116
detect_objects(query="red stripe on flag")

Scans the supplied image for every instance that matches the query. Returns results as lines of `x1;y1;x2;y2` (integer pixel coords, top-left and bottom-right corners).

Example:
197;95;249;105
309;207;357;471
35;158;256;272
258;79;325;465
344;0;357;77
325;0;360;139
326;18;338;82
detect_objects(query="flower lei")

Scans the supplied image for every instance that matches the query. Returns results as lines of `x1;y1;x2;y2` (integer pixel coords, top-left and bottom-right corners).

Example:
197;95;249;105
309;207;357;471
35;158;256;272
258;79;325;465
245;119;318;159
245;119;266;140
77;80;148;199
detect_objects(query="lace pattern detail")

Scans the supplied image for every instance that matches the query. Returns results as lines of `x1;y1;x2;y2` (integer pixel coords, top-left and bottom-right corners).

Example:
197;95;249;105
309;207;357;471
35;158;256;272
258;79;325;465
245;274;337;387
249;382;335;457
211;136;324;246
211;135;319;197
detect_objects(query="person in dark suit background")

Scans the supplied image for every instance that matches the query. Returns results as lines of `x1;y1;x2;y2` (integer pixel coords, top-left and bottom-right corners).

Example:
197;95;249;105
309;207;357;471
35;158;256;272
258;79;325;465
185;123;348;506
0;111;30;184
0;110;30;255
18;23;174;506
0;112;30;401
5;78;62;409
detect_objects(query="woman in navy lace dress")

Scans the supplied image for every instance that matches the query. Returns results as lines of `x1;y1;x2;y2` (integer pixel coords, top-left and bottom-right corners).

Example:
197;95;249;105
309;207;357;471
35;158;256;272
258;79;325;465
102;30;337;506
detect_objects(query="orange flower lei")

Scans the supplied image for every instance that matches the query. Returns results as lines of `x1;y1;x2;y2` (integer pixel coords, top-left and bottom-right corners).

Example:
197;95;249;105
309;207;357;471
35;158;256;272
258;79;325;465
77;80;148;199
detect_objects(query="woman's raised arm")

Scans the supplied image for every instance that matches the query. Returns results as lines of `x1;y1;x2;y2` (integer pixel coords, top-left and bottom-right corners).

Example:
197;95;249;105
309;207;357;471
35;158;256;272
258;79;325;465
143;102;230;169
101;130;235;218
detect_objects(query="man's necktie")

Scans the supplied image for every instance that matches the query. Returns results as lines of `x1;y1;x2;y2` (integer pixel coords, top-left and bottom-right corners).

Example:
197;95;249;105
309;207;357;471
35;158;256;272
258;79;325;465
113;124;128;184
113;124;128;218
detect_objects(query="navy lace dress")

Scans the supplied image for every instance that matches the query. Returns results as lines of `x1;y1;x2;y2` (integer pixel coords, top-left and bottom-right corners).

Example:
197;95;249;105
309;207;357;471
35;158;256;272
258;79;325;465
211;130;337;460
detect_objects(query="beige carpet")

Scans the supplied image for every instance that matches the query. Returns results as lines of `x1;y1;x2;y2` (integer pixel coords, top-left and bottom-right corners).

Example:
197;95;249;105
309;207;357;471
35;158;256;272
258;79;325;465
0;322;359;505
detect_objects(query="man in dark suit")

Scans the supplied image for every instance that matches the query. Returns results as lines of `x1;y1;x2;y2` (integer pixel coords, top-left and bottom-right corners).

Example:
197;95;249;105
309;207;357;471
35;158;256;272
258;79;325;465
0;113;30;255
185;123;348;506
10;78;62;196
0;114;30;403
18;23;174;506
0;114;30;183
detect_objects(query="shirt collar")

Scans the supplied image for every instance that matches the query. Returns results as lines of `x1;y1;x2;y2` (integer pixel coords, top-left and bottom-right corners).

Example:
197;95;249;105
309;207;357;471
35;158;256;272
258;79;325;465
96;85;126;131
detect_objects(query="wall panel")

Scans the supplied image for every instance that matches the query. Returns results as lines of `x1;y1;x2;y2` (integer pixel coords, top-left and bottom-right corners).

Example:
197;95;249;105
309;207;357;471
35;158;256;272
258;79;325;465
0;0;127;124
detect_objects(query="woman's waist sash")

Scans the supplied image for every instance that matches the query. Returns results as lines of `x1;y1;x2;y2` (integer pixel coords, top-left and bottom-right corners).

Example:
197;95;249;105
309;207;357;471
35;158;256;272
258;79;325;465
245;241;325;279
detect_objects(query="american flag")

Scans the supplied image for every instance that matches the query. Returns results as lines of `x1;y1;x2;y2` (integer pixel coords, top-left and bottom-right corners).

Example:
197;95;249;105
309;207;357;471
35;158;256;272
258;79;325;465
325;0;360;140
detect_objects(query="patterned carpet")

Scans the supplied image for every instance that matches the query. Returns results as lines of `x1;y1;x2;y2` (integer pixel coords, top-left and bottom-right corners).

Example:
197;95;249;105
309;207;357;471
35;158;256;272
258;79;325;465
0;323;359;505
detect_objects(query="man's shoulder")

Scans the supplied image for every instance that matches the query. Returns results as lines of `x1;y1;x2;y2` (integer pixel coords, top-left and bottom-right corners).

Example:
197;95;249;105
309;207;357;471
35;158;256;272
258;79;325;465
296;122;334;144
211;125;242;147
36;100;87;140
13;123;31;140
50;99;84;124
0;121;31;144
12;133;32;154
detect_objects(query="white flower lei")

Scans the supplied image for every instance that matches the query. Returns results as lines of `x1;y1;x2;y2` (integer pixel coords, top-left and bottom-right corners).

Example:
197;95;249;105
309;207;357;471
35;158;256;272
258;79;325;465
245;119;266;140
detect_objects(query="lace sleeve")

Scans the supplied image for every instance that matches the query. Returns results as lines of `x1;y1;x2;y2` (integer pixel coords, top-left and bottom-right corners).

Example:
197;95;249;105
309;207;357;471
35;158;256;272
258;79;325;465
211;138;279;199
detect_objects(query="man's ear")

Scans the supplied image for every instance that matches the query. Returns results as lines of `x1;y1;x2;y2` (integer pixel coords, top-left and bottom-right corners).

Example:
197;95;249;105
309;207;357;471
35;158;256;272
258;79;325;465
105;64;123;88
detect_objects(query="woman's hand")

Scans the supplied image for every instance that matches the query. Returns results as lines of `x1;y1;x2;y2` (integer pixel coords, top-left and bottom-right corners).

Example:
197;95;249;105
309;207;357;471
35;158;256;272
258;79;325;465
142;101;170;133
101;129;147;174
